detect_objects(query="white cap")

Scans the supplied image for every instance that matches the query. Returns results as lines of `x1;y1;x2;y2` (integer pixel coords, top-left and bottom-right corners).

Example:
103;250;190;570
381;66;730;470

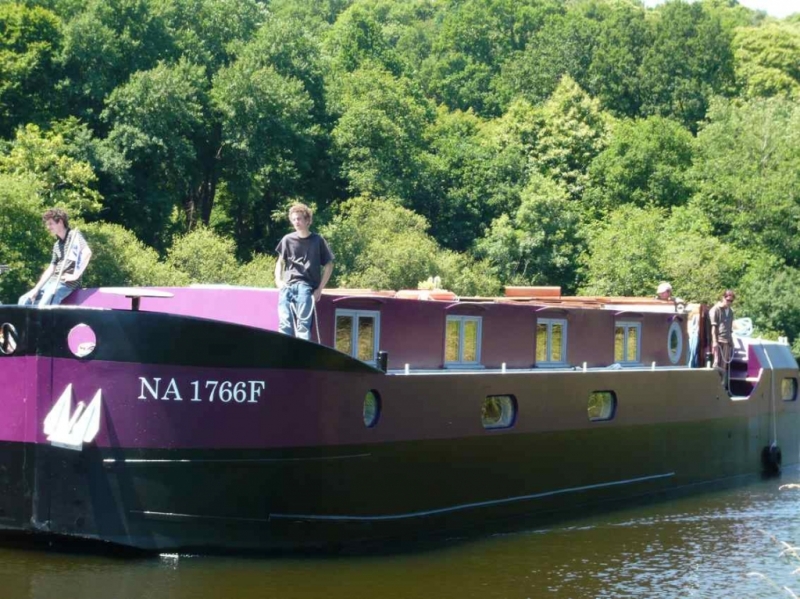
657;282;672;294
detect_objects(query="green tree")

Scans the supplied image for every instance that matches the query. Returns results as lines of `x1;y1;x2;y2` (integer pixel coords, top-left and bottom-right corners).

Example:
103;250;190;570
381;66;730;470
323;3;402;75
690;96;800;265
212;44;319;256
0;122;103;217
414;106;525;251
80;221;187;287
268;0;353;30
586;2;649;117
165;226;240;283
639;0;735;129
0;3;63;136
0;174;48;301
234;253;277;288
660;204;747;305
527;75;610;198
419;0;560;115
737;258;800;351
153;0;265;72
349;0;440;76
58;0;175;126
320;196;498;294
733;22;800;99
101;59;209;244
330;63;433;200
580;205;665;296
495;10;600;109
584;115;694;217
477;173;582;291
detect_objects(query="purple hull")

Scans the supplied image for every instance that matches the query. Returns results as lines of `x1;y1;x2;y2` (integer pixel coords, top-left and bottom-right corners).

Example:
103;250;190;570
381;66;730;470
0;287;798;552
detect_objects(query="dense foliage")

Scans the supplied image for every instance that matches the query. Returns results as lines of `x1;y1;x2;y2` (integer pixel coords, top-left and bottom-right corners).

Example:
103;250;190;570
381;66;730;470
0;0;799;351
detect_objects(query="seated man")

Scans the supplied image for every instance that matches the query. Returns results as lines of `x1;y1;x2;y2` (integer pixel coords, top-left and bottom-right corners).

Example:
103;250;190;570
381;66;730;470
19;208;92;307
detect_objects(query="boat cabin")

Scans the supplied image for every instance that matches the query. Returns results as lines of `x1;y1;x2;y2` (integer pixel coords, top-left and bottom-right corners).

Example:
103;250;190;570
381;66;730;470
67;285;702;373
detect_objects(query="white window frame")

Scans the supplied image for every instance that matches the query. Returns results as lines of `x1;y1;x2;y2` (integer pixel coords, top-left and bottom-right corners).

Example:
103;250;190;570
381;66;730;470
334;309;381;363
536;318;568;367
615;321;642;365
667;320;683;365
445;315;482;367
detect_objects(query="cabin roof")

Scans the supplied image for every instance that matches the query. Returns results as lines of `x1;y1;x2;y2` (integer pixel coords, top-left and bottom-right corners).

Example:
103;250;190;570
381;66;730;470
322;287;686;315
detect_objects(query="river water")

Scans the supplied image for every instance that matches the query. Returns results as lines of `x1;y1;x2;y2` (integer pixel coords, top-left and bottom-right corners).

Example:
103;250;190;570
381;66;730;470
3;471;800;599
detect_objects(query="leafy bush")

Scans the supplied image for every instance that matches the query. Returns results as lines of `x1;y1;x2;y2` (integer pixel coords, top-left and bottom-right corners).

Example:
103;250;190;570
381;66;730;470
235;253;277;288
166;227;241;284
320;195;500;294
0;174;49;301
80;222;188;287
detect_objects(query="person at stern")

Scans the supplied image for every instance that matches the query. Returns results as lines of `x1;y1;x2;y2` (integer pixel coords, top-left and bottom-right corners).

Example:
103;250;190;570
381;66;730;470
19;208;92;307
274;203;334;340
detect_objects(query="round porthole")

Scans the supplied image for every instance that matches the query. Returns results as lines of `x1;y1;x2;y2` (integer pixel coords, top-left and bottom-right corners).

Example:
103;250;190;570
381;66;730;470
363;390;381;428
667;320;683;365
0;323;18;355
68;324;97;358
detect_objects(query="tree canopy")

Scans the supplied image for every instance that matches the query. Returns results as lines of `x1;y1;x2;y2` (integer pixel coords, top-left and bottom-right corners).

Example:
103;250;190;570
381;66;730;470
2;0;800;349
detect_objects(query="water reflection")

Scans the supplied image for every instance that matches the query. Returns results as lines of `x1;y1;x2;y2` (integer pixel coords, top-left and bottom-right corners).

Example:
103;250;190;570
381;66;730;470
3;472;800;599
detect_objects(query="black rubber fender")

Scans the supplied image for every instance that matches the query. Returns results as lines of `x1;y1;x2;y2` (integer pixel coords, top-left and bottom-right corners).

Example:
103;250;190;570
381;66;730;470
762;444;782;475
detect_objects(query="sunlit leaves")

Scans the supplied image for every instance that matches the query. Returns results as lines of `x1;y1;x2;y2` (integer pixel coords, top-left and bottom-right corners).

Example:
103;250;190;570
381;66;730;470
691;96;800;265
734;22;800;99
0;122;102;216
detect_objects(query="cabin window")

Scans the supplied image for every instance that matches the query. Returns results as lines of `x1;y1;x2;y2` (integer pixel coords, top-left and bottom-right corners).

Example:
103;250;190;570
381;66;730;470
782;378;798;402
536;318;567;366
588;391;616;421
482;395;516;429
445;315;482;366
335;310;380;362
667;320;683;365
614;321;641;364
363;390;381;427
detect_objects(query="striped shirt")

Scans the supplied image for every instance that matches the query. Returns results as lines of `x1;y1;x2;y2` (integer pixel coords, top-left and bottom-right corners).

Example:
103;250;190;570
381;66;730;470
48;228;89;290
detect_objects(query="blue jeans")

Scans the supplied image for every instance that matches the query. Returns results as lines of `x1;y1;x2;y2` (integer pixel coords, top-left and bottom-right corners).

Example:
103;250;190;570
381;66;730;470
278;282;315;340
19;279;74;307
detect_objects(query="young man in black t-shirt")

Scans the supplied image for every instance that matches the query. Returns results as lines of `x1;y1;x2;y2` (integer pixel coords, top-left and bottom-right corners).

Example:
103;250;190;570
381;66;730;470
274;203;334;340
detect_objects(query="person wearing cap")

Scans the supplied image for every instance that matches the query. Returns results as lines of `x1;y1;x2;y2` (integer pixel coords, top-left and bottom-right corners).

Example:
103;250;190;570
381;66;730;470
656;282;673;300
709;290;736;370
656;281;685;312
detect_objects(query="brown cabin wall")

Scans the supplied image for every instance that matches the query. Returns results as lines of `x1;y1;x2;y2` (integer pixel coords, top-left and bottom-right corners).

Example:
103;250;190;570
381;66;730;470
475;303;536;369
565;309;614;368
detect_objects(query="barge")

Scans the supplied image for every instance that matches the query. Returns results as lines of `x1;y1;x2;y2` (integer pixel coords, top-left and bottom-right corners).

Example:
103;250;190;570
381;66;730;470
0;285;796;552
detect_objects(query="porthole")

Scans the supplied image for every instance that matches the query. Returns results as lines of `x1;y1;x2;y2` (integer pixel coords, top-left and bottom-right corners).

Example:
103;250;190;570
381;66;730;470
482;395;517;429
588;391;616;422
667;321;683;365
67;324;96;358
0;323;18;355
363;390;381;428
782;378;798;402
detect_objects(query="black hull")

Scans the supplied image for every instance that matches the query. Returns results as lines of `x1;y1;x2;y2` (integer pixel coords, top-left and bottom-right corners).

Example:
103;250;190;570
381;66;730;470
0;408;794;553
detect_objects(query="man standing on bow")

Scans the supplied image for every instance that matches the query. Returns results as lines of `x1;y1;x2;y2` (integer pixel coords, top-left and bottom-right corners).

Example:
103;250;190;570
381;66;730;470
709;290;736;370
19;208;92;307
274;203;334;340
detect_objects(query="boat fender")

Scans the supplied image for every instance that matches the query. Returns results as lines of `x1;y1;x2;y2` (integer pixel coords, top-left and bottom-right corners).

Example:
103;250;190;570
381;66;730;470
761;443;782;475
